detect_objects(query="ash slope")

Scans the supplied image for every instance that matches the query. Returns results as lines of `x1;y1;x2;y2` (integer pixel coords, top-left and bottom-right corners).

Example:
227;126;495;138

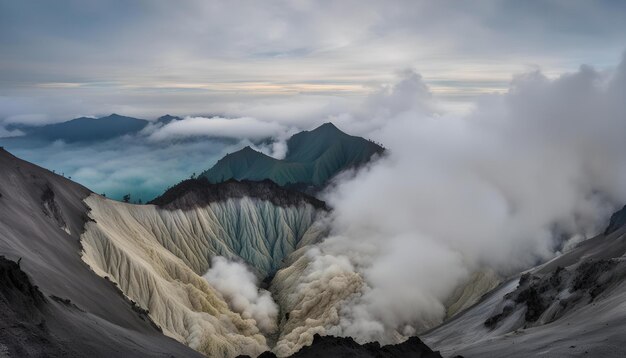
201;123;384;189
80;174;328;356
0;147;330;357
424;206;626;357
0;148;201;357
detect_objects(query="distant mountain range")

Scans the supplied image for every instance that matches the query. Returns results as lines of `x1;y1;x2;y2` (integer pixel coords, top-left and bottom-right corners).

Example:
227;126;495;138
0;114;384;202
4;114;182;143
201;122;384;190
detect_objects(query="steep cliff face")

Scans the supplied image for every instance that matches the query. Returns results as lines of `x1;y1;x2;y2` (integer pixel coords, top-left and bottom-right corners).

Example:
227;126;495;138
80;193;327;357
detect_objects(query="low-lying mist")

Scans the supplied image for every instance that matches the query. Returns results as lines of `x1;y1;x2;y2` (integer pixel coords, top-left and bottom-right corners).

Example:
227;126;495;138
0;117;295;202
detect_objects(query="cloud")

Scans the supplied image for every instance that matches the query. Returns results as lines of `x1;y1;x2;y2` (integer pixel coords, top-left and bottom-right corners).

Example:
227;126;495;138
148;116;291;142
278;54;626;346
2;1;625;121
0;127;24;138
204;257;279;334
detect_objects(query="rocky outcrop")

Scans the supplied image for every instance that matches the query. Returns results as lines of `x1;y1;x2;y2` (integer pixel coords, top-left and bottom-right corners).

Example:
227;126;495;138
0;256;66;357
150;178;327;211
604;204;626;235
484;259;625;329
237;334;445;358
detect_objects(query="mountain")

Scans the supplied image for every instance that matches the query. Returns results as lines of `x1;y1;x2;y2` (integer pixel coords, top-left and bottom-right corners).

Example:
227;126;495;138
1;113;184;144
155;114;183;125
3;143;626;357
14;114;149;142
0;147;447;358
0;148;201;357
201;123;384;189
0;148;330;357
423;206;626;357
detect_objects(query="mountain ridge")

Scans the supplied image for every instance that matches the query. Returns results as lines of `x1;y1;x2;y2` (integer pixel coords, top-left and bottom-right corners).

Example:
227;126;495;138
201;122;384;189
149;177;327;210
16;114;149;142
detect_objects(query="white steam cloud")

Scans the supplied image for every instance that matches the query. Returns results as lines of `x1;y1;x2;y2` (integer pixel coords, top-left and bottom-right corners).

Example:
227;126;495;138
204;256;279;334
281;54;626;346
147;115;294;159
148;116;290;142
0;127;24;138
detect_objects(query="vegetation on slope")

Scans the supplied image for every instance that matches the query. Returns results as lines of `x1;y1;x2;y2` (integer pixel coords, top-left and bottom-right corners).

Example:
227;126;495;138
201;123;384;188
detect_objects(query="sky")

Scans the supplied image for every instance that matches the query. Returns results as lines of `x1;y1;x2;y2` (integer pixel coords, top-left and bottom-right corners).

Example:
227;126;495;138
1;0;626;124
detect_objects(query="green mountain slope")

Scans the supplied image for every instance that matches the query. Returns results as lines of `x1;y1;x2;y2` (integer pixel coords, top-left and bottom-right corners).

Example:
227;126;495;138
200;123;384;187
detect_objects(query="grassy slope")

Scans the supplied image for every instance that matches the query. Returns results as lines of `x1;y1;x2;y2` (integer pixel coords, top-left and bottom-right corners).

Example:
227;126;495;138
201;123;383;187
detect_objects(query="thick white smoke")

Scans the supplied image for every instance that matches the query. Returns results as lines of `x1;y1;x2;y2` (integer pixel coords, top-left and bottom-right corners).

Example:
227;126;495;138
204;257;279;334
148;116;290;142
147;115;295;159
284;54;626;345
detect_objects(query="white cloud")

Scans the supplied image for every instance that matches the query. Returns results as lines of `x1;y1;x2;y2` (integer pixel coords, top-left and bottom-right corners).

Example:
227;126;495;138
3;1;625;122
281;54;626;344
0;127;24;138
204;257;279;334
148;116;290;141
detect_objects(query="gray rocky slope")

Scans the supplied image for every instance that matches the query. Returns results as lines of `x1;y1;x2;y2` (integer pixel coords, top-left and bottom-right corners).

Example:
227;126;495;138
423;206;626;357
0;148;202;357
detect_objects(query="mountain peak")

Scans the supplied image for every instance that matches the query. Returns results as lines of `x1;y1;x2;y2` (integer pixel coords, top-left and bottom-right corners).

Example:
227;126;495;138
156;114;182;125
313;122;342;133
219;145;270;163
201;124;384;188
319;122;337;128
233;145;262;156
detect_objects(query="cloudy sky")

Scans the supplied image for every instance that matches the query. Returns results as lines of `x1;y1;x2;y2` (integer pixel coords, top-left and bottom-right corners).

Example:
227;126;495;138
1;0;626;123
